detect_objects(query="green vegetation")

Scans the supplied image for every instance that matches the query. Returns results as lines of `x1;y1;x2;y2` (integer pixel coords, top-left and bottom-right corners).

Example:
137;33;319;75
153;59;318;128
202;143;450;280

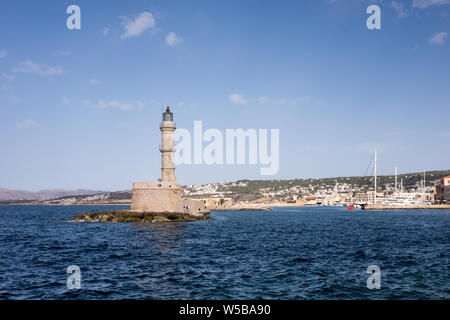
215;169;450;201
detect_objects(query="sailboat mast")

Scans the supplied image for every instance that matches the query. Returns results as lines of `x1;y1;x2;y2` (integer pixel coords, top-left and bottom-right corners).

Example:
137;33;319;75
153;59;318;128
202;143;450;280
423;171;426;195
395;166;398;191
374;150;377;204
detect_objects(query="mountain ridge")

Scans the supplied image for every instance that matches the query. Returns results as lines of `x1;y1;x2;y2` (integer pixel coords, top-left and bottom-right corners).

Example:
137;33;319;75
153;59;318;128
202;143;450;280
0;187;105;201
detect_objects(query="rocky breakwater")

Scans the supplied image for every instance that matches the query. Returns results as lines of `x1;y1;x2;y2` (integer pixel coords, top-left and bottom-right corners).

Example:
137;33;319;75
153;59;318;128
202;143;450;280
71;210;211;223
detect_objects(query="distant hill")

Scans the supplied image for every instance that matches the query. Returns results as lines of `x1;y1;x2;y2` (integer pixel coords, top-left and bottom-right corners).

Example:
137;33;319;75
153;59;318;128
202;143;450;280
226;170;450;192
0;187;105;201
211;169;450;201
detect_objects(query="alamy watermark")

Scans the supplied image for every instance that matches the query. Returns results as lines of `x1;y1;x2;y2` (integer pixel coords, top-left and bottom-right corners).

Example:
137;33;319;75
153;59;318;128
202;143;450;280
366;265;381;289
65;4;380;31
66;265;81;289
366;5;381;30
66;5;81;30
174;121;280;176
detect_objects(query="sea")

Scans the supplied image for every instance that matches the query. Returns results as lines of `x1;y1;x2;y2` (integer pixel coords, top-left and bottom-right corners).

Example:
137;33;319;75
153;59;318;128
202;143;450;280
0;205;448;299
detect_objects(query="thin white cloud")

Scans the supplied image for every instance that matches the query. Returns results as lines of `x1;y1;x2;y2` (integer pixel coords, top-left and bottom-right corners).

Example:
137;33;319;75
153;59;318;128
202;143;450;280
229;93;248;105
103;27;110;36
96;99;146;111
56;50;71;57
90;78;103;85
61;96;70;105
233;94;322;106
12;60;63;76
413;0;450;8
274;98;288;105
0;73;14;81
120;12;155;39
0;50;7;58
257;96;270;104
16;119;39;129
430;32;447;45
166;32;183;46
391;1;411;18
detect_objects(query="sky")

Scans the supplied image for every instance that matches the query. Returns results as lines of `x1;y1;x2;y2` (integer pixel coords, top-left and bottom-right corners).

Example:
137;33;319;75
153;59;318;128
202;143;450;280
0;0;449;191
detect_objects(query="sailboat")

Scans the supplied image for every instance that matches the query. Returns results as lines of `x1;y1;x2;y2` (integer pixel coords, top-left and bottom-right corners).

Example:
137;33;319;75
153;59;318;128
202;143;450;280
349;150;377;211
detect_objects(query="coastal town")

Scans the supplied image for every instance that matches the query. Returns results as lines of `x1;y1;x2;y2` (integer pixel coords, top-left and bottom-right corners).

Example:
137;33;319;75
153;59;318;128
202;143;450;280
3;170;449;210
184;171;450;209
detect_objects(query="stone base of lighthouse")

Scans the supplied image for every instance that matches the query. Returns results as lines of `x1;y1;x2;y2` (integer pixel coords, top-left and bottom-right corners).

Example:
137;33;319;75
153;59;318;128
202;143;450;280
131;182;182;213
131;182;209;215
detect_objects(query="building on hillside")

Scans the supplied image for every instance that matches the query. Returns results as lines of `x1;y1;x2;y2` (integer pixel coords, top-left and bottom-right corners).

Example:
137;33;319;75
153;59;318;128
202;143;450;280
353;191;370;203
200;197;233;209
304;196;320;206
434;176;450;203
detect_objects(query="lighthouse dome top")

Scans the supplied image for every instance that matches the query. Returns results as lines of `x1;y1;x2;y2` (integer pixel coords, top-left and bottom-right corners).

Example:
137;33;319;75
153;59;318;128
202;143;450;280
163;106;173;121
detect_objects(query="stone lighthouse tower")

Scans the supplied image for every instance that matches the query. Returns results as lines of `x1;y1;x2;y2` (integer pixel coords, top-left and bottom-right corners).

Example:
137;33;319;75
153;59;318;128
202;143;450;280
130;106;208;214
160;106;176;183
130;106;182;213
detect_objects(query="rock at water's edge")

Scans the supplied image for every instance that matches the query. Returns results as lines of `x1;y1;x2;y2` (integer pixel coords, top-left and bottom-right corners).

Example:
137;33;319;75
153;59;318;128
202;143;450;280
71;210;211;223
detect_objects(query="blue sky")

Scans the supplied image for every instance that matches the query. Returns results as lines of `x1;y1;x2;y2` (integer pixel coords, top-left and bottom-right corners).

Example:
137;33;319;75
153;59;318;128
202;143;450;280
0;0;449;191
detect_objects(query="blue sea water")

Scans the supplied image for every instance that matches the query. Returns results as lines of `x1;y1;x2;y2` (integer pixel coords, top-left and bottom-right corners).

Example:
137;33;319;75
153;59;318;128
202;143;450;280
0;205;448;300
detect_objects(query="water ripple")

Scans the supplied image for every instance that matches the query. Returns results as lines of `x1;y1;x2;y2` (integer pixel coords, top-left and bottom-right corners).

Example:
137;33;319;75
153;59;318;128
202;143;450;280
0;205;448;299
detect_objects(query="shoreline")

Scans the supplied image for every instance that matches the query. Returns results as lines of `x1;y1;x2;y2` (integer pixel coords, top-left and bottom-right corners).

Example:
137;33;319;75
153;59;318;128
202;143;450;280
0;203;131;206
3;203;450;211
1;202;273;211
363;204;450;210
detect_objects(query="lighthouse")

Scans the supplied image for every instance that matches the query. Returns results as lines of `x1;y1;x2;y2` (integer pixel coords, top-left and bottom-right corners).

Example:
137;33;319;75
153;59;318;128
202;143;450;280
130;106;208;214
160;106;176;182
